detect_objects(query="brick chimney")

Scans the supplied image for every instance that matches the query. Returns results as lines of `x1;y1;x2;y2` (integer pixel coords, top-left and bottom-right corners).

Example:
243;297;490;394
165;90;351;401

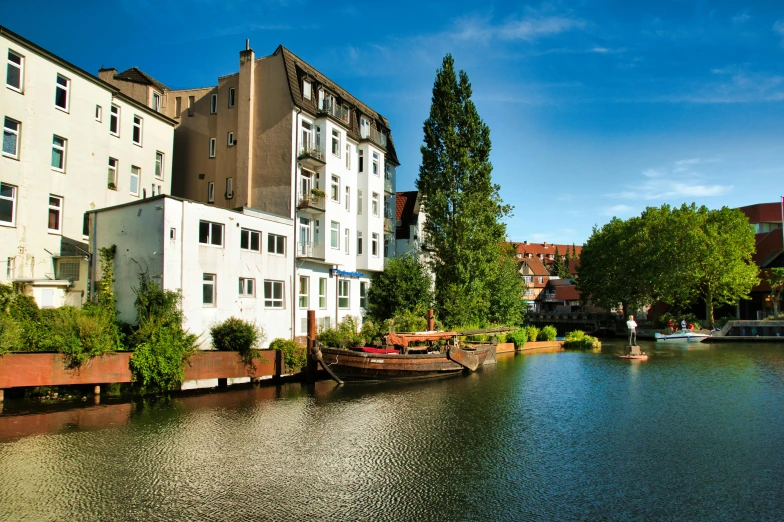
238;40;255;207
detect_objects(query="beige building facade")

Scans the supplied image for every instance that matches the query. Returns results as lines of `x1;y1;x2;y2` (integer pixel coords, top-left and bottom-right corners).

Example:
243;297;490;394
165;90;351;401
114;43;401;331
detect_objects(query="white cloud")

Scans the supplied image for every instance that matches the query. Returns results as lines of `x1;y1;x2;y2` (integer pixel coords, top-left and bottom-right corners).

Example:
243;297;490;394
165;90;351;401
451;12;586;43
602;204;633;216
733;11;751;24
606;158;732;203
775;20;784;45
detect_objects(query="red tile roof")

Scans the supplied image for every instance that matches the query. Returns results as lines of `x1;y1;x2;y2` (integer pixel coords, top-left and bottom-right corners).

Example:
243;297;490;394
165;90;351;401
555;285;581;301
519;257;549;276
395;191;418;240
512;242;583;257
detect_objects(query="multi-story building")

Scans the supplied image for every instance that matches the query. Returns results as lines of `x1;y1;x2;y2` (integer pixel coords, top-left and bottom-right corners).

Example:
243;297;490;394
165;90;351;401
514;241;582;274
736;202;783;319
0;26;175;307
90;195;295;347
105;42;399;334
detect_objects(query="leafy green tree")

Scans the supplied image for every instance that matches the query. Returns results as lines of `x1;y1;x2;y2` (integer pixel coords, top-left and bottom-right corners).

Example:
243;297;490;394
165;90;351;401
416;54;511;327
576;216;655;319
488;246;527;326
578;204;758;327
366;254;434;321
550;246;564;277
766;268;784;317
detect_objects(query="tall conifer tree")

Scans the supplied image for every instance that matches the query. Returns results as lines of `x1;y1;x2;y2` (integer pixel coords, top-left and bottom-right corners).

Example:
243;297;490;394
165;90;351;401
417;55;511;326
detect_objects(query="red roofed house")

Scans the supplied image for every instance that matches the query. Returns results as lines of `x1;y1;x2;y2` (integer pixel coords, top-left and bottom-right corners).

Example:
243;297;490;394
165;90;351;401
512;241;582;275
518;256;550;310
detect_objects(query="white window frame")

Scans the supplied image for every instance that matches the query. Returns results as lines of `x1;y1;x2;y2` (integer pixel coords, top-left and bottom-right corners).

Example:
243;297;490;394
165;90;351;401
344;228;350;254
338;279;350;309
268;233;285;255
130;166;140;196
372;152;379;176
155;151;164;180
0;183;17;227
298;275;309;308
372;192;380;217
227;132;234;147
358;149;364;172
210;94;217;114
331;129;340;157
331;175;340;202
345;143;351;169
95;105;102;122
357;189;363;215
209;138;216;158
51;135;66;172
48;195;63;234
372;233;379;257
360;281;368;310
303;80;312;100
108;157;118;189
330;221;340;249
240;228;261;252
203;274;216;306
208;181;215;203
55;74;70;112
152;92;161;112
2;117;20;159
239;277;256;297
345;186;350;212
199;220;224;247
132;115;143;146
225;177;233;199
319;277;327;309
228;88;235;108
6;50;24;92
264;280;284;309
110;105;120;136
357;231;363;255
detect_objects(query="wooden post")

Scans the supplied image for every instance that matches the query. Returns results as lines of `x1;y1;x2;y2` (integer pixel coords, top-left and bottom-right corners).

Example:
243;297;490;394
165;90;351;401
306;310;317;382
93;385;101;396
0;389;4;403
427;309;435;331
274;350;283;382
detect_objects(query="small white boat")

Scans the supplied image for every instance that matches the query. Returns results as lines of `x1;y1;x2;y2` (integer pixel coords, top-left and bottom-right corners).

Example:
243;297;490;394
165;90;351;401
654;331;709;343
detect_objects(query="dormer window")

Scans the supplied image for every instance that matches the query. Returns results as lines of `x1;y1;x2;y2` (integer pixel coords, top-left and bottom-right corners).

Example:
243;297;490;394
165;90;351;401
303;80;312;100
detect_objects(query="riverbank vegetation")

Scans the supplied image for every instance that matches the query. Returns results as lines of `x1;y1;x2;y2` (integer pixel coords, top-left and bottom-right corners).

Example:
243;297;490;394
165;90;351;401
562;330;600;349
577;204;758;327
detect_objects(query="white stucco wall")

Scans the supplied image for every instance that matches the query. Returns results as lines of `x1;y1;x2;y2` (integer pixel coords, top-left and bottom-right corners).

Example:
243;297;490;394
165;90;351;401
92;196;294;348
0;31;174;304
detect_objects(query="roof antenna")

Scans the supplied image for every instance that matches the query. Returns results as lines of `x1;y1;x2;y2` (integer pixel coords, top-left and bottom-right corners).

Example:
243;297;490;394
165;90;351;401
245;39;250;50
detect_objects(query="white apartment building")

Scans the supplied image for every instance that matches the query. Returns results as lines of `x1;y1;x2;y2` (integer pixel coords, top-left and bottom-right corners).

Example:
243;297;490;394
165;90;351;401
139;43;399;335
90;195;294;348
0;26;176;307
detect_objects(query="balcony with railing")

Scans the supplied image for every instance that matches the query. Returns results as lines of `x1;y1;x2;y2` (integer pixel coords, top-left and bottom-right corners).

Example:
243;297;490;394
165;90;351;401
297;142;326;167
297;241;326;260
360;126;387;149
318;100;351;127
384;217;395;234
296;192;326;213
384;178;394;194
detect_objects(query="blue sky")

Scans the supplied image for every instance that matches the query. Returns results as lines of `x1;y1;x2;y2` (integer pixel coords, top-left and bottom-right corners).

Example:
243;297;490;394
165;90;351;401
6;1;784;244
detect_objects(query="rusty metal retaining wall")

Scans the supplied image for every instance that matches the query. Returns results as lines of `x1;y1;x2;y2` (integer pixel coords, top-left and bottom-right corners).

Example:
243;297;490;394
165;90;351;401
0;350;283;390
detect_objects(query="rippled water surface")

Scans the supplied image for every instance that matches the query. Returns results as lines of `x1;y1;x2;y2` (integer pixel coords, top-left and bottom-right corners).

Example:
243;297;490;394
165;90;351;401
2;342;784;521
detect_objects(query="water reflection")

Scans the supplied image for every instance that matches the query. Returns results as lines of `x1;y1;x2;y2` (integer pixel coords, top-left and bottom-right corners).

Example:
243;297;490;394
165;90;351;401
1;344;784;521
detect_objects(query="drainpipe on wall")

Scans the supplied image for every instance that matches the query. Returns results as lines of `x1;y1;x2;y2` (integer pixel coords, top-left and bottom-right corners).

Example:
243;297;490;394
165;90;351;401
292;107;301;340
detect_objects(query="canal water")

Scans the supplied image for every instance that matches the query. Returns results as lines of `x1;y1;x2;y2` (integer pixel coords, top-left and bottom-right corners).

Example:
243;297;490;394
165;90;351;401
1;341;783;521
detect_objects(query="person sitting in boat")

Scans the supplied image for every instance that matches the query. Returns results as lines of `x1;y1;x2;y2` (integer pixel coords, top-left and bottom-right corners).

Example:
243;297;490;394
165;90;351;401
681;319;687;331
627;315;637;346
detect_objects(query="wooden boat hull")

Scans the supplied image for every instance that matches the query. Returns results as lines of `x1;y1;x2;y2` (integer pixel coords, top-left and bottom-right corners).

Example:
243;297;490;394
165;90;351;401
318;344;495;381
